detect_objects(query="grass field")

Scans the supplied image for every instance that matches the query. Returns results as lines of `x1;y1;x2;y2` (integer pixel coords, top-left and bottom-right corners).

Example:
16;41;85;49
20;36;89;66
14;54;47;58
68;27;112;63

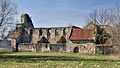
0;52;120;68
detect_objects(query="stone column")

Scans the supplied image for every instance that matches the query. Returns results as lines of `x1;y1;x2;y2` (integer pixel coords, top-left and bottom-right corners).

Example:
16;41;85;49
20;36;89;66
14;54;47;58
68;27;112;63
11;39;16;52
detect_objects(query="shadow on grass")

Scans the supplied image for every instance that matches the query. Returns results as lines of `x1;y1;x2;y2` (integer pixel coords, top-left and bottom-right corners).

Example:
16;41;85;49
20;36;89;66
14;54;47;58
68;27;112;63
0;52;12;54
0;54;119;63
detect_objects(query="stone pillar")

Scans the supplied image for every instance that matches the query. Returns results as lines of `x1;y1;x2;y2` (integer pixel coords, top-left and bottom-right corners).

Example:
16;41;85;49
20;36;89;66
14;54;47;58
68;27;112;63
11;39;16;52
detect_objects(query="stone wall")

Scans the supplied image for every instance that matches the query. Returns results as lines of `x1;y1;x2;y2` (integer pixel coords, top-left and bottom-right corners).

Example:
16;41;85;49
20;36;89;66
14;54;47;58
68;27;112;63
79;43;95;53
18;43;47;52
67;40;95;53
72;43;95;53
96;46;112;54
18;43;66;52
50;43;66;52
31;27;72;44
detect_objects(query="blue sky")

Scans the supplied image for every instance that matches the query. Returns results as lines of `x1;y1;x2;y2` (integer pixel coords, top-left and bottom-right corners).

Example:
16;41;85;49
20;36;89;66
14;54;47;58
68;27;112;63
15;0;116;28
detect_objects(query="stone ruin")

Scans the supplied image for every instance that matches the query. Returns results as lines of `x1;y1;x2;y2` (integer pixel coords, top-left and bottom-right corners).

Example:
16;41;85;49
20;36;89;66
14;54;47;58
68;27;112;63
10;13;113;54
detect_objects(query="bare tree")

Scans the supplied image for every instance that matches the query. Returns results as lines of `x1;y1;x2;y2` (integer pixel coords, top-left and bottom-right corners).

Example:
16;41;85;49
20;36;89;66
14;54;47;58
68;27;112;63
0;0;17;40
111;2;120;54
87;9;110;25
86;5;120;54
86;8;115;54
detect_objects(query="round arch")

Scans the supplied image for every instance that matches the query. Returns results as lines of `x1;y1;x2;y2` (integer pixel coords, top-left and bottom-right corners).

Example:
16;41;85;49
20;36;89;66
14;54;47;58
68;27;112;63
73;47;79;53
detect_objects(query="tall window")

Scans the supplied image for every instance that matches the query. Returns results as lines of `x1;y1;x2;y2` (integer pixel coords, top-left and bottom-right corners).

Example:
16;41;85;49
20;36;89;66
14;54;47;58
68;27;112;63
63;28;68;35
39;29;42;36
30;29;33;35
48;29;51;35
63;28;66;35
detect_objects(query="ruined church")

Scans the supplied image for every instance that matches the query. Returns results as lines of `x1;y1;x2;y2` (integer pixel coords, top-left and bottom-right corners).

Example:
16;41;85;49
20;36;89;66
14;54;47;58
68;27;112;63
11;14;113;54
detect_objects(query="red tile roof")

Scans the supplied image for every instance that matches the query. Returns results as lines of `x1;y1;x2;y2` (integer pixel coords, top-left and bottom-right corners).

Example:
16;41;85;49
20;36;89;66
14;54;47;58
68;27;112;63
69;28;93;40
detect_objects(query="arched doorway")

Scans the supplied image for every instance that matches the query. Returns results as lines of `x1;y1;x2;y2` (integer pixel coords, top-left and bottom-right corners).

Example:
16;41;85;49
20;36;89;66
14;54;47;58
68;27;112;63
73;47;79;53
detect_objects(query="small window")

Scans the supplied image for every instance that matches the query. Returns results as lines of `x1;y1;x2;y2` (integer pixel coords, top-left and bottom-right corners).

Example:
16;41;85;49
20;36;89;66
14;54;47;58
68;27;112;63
16;27;19;31
39;29;42;36
30;29;33;35
55;29;59;36
103;34;107;37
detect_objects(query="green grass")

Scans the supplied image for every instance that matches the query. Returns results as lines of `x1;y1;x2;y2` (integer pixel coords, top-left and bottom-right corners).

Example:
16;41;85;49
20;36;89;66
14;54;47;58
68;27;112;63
0;52;120;68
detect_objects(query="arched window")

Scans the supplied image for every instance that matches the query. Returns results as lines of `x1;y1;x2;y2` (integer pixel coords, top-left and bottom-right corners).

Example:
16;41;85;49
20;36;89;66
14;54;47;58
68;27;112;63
55;29;58;36
64;28;69;35
48;29;51;35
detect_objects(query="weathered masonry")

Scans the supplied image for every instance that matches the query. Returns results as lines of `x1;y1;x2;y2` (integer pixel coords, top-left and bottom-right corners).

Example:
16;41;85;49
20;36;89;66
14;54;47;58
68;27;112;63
11;13;113;54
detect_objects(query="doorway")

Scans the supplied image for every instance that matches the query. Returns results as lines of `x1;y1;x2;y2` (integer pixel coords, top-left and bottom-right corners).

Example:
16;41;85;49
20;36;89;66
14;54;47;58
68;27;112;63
73;47;79;53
